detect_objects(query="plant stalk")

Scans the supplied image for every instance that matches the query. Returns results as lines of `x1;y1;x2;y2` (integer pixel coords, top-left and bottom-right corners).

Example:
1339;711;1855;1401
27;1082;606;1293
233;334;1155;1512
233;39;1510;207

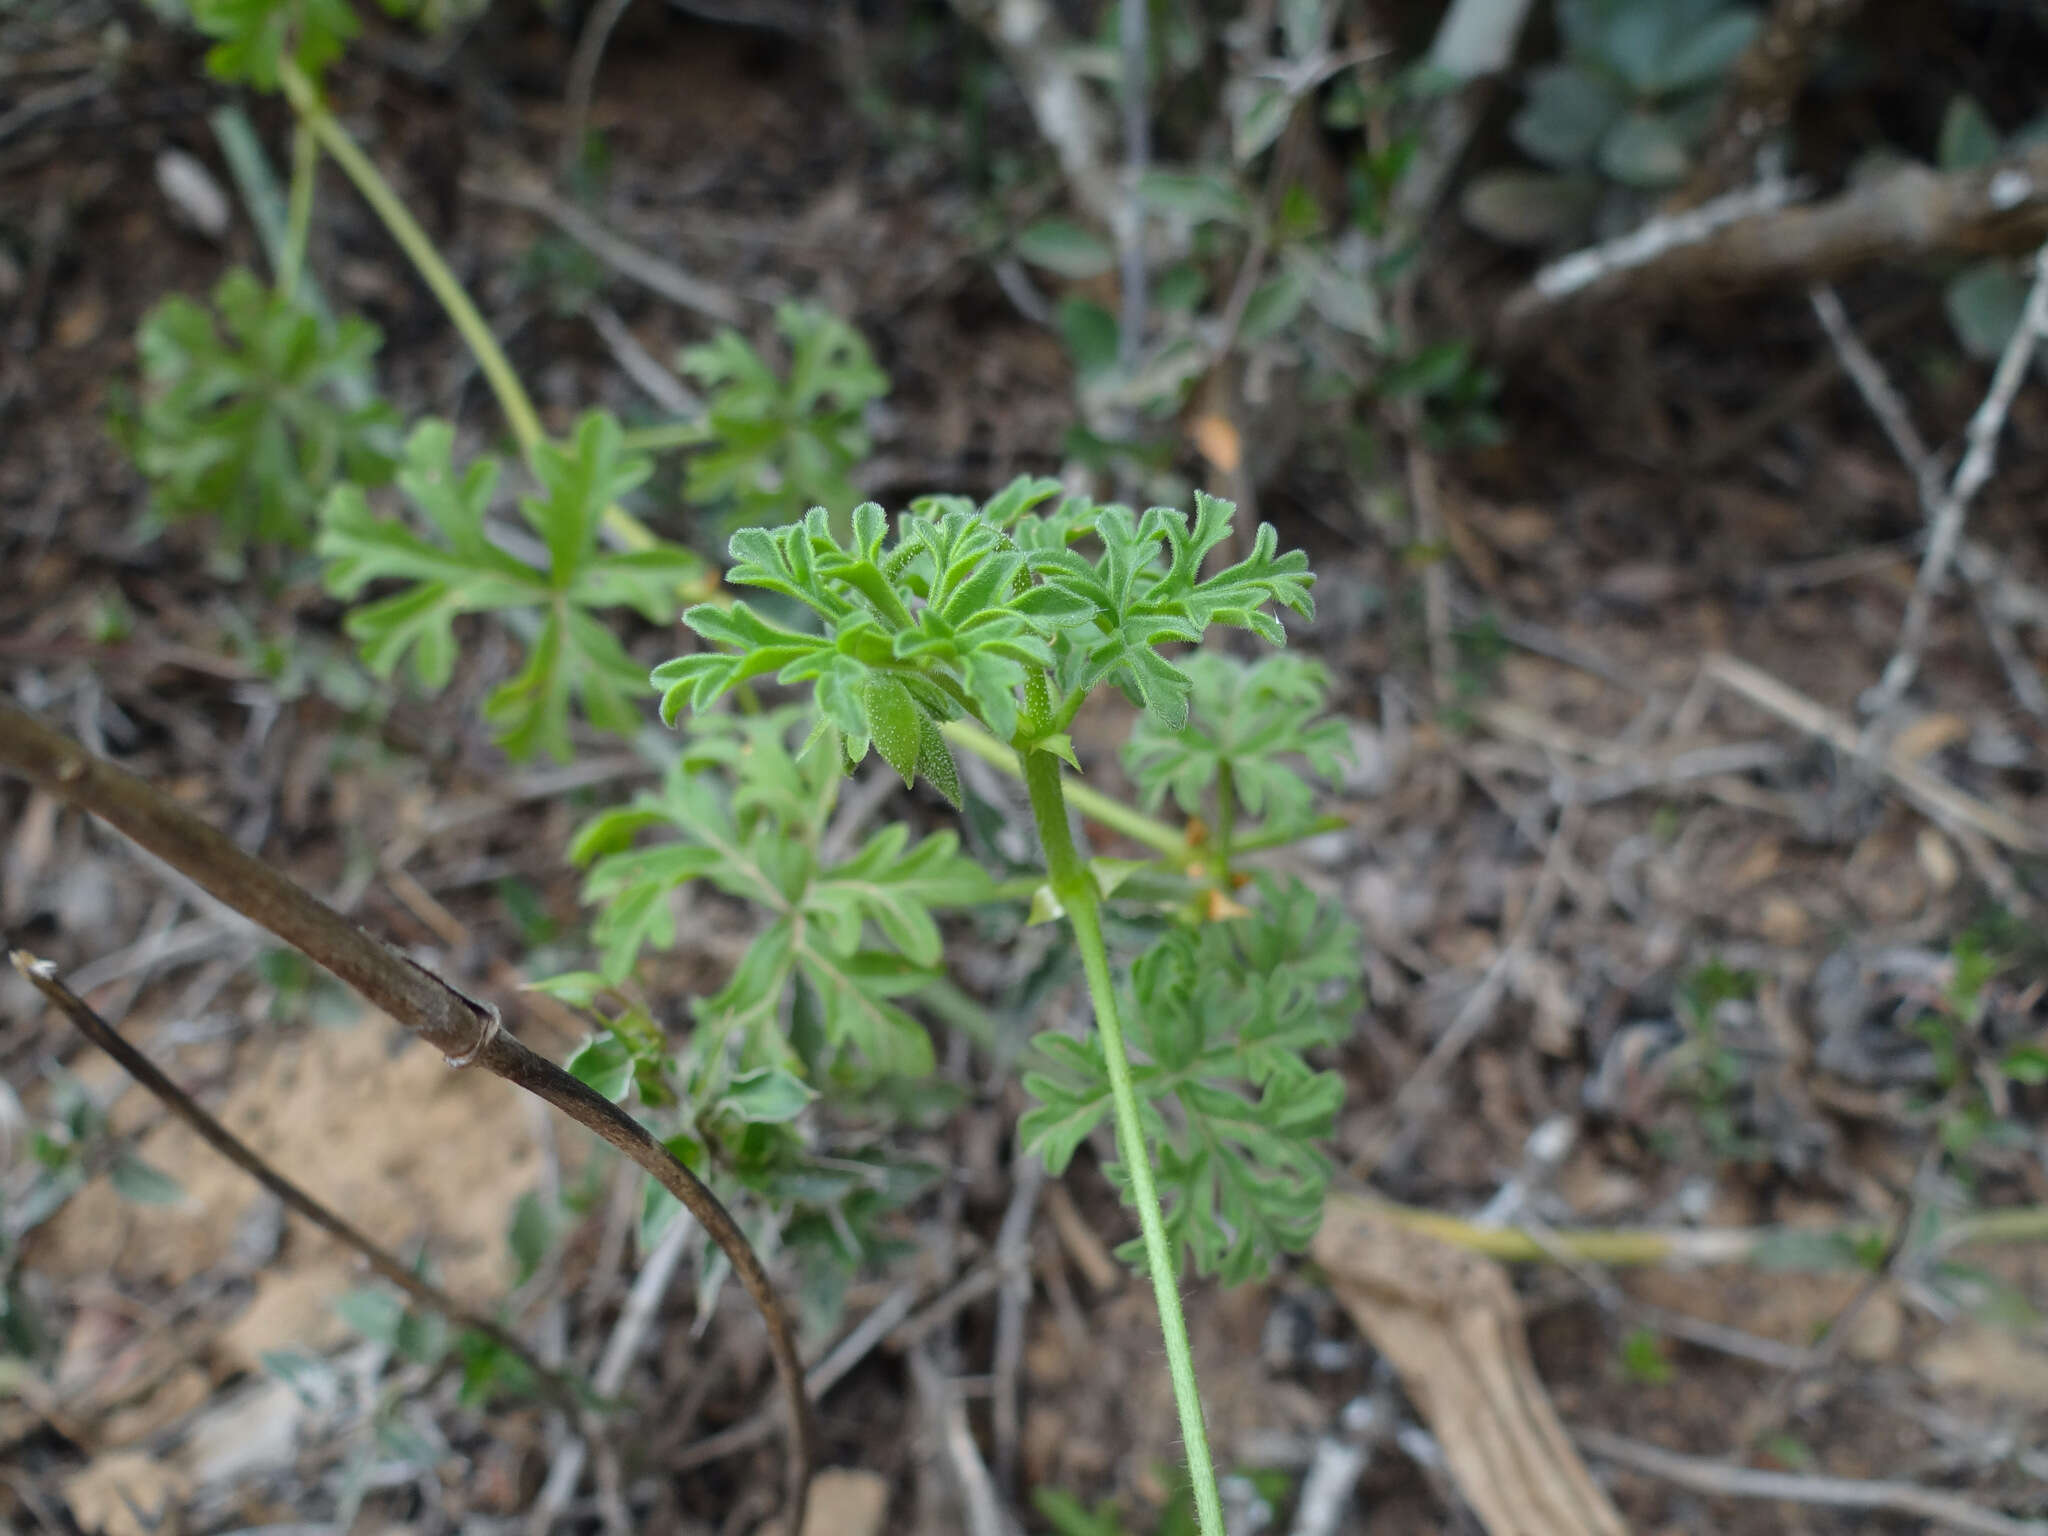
1020;745;1223;1536
278;116;319;303
943;719;1187;860
279;59;546;460
1212;758;1236;883
275;61;692;575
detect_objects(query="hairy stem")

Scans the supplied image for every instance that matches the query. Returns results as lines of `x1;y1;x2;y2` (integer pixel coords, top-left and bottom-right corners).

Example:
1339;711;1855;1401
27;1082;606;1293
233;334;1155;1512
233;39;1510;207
278;116;319;303
942;719;1186;860
1020;745;1223;1536
0;701;811;1531
10;950;585;1413
1212;759;1236;883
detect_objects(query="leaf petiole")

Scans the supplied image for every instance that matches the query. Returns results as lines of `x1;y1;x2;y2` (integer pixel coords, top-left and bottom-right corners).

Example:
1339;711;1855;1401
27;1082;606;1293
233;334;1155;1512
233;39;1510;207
278;117;319;304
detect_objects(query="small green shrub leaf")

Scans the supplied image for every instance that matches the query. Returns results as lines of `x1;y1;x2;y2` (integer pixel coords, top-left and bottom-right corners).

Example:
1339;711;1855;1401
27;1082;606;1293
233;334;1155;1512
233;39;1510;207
192;0;359;88
1598;110;1692;188
1939;94;2001;172
1015;219;1116;278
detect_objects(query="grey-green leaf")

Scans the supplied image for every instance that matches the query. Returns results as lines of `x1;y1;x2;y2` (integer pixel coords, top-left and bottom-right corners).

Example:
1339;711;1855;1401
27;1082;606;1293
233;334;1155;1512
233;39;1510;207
1015;218;1116;279
1598;110;1692;188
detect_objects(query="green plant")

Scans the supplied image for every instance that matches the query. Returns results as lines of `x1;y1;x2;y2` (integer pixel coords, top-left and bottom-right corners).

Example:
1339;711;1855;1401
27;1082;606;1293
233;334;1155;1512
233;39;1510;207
119;269;398;549
647;482;1347;1532
1462;0;1760;245
97;7;1369;1532
657;303;891;532
1674;956;1765;1163
1910;927;2043;1176
1033;1466;1293;1536
316;413;697;761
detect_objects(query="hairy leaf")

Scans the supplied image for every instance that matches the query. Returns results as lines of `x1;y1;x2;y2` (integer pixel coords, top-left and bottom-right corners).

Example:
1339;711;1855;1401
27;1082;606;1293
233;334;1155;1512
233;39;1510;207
1123;653;1350;829
1019;880;1359;1283
318;412;700;760
679;302;889;529
192;0;359;87
571;711;990;1075
123;268;397;547
654;482;1315;783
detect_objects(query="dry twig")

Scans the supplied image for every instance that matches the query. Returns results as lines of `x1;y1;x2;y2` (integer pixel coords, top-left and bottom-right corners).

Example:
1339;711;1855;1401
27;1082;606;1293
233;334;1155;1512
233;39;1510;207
463;170;743;325
561;0;636;183
1826;245;2048;720
1702;652;2045;857
991;1150;1044;1488
943;0;1117;227
8;950;583;1412
1505;145;2048;328
526;1217;695;1534
0;701;812;1533
1576;1428;2048;1536
910;1346;1017;1536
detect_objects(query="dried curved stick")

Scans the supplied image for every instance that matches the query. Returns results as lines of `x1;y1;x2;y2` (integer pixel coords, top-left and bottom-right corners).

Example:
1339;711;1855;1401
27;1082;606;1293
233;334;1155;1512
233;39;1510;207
9;949;584;1411
0;700;811;1531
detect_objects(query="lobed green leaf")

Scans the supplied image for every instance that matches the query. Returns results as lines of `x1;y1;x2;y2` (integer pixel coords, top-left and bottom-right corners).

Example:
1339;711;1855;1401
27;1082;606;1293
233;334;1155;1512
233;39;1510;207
1019;880;1359;1283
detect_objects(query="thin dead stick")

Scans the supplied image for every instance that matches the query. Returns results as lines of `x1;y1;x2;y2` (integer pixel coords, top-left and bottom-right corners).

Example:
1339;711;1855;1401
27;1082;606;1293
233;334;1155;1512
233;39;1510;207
1702;653;2046;855
462;170;743;325
583;300;701;417
1506;142;2048;330
560;0;635;183
0;701;811;1533
8;948;583;1413
1115;0;1148;376
672;1279;922;1472
1510;178;1806;317
1863;241;2048;718
991;1150;1045;1489
527;1216;694;1535
1576;1429;2048;1536
946;0;1118;228
889;1264;1001;1350
1332;1189;2048;1268
910;1345;1015;1536
1810;282;2048;723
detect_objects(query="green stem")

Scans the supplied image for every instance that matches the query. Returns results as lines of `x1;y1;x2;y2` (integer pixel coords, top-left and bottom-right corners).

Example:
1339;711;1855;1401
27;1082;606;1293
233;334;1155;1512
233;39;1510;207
618;420;714;455
279;59;546;460
1020;745;1223;1536
278;116;319;302
941;720;1187;861
1230;813;1349;855
1211;760;1236;884
277;59;692;574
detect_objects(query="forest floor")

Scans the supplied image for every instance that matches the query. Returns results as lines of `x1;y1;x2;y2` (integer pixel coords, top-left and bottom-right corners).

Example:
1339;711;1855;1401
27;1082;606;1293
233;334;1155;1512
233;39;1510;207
3;3;2047;1535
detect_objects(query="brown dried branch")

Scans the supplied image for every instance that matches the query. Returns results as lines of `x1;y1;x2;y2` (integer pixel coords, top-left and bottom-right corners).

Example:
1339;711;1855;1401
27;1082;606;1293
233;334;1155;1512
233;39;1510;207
0;700;812;1533
1504;144;2048;331
8;949;583;1413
